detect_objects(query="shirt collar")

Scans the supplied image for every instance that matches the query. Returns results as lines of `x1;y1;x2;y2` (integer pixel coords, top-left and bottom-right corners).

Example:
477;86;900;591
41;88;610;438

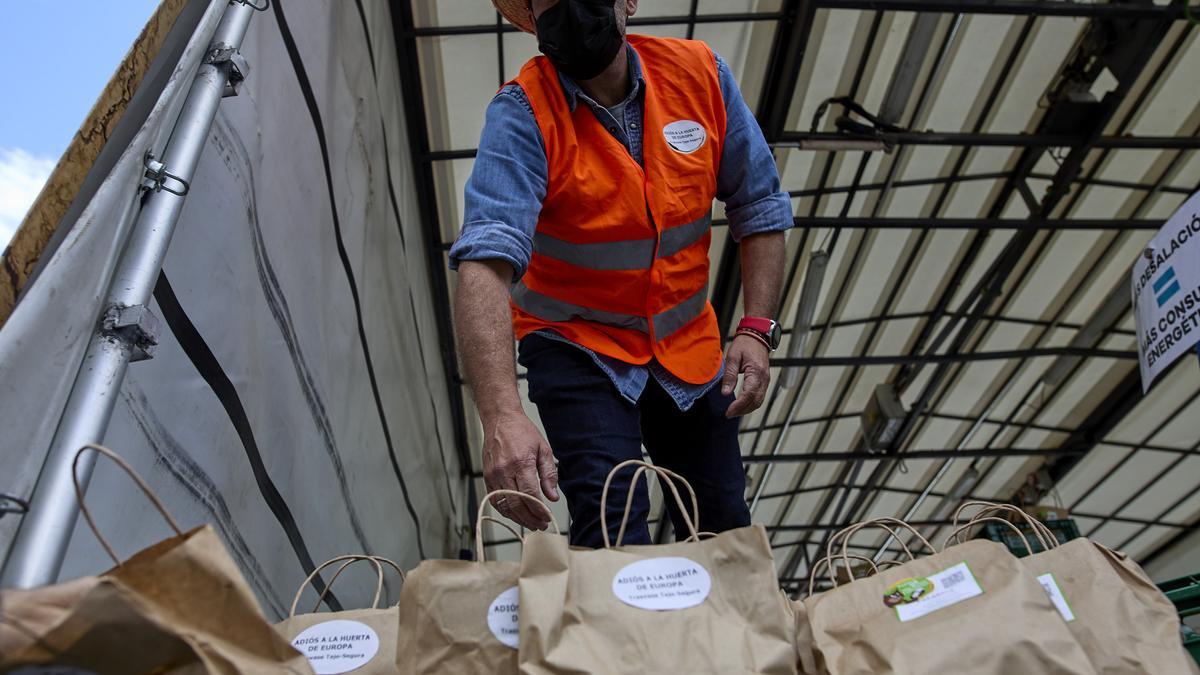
557;42;644;113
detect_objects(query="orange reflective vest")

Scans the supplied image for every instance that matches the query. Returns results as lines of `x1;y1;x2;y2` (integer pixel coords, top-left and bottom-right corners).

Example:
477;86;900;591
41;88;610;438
509;34;726;385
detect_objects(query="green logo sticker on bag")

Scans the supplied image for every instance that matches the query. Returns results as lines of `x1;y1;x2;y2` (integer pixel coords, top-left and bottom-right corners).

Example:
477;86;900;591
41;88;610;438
885;562;984;622
883;577;934;607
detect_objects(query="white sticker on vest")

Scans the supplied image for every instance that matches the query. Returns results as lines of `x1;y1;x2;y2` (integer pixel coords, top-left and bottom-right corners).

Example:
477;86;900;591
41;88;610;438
291;619;380;674
886;561;983;623
1037;573;1076;622
612;556;712;610
488;585;520;649
663;120;707;154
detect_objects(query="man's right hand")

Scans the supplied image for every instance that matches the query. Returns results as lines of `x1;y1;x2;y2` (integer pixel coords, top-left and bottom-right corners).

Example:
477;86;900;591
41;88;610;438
482;411;559;530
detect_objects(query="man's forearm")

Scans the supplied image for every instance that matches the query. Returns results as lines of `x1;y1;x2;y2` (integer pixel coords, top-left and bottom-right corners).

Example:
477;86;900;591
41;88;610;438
739;231;786;318
454;260;523;423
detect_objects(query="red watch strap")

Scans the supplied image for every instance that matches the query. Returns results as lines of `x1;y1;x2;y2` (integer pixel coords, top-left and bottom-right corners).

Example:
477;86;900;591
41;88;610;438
738;316;774;334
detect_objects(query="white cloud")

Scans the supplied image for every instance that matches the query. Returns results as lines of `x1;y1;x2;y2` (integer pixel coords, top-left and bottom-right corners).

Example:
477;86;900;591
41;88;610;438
0;148;57;249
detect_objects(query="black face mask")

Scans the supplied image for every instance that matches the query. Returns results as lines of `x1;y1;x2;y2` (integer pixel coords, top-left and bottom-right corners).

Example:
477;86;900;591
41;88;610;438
536;0;624;81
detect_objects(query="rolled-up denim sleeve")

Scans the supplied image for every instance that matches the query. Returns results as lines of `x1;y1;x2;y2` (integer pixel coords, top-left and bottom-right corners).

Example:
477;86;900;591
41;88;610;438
448;85;547;281
714;53;793;242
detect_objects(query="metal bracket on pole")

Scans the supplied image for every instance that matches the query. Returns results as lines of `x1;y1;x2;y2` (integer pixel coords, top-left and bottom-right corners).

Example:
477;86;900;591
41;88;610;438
142;152;190;195
100;304;160;362
204;47;250;97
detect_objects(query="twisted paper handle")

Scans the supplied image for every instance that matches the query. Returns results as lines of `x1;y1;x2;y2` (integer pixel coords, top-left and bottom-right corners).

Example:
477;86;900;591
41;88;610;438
600;460;700;547
73;444;184;566
476;489;559;561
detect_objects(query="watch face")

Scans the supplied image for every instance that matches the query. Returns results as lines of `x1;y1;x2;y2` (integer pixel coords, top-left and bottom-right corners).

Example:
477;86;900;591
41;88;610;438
769;321;782;349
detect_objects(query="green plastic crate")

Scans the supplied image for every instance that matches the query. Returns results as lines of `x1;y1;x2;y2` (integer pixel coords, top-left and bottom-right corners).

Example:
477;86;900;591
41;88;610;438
1183;627;1199;667
1157;572;1200;667
979;517;1081;557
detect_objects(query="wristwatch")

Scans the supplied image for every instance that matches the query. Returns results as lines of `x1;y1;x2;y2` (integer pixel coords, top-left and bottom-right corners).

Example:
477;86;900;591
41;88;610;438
736;316;781;351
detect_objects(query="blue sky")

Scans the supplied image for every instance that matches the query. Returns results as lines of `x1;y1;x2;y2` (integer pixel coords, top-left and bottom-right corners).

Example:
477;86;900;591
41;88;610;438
1;0;160;248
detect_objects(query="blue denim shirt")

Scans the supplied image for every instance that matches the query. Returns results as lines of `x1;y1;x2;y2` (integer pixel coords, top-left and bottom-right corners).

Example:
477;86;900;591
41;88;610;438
450;43;792;410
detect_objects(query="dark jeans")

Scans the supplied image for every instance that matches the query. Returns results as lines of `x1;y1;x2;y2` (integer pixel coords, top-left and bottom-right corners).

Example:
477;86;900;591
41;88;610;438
518;333;750;548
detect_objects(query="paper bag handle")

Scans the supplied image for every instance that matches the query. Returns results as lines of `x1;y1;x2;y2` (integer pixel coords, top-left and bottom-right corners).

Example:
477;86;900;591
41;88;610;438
600;460;699;547
290;554;402;617
480;516;524;543
73;444;184;566
476;489;559;562
310;556;406;614
830;522;916;588
616;465;698;546
807;553;879;596
952;501;1055;551
829;517;933;582
291;555;380;617
944;516;1034;555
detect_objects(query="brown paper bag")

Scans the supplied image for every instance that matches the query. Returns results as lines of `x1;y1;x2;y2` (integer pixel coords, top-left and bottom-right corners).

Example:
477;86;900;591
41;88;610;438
0;444;311;674
804;517;1094;675
953;502;1196;674
395;490;557;674
793;542;899;675
791;589;821;675
274;555;405;674
518;460;797;675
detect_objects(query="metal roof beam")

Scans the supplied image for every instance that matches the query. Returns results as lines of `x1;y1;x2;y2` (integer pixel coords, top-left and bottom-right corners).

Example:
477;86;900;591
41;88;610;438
769;346;1136;367
742;446;1093;463
785;216;1163;230
814;0;1200;19
402;1;1198;39
403;10;786;37
775;131;1200;149
753;485;1193;529
769;518;958;532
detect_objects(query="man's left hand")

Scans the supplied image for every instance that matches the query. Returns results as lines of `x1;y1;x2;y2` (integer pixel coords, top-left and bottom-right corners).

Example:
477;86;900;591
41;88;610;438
721;334;770;418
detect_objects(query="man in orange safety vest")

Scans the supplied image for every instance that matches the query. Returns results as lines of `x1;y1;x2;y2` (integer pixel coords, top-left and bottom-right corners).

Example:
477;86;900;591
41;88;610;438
449;0;791;547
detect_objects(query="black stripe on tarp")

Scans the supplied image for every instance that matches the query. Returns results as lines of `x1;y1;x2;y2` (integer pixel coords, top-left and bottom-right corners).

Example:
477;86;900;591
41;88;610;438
272;0;427;557
152;271;343;612
350;0;461;530
353;0;379;80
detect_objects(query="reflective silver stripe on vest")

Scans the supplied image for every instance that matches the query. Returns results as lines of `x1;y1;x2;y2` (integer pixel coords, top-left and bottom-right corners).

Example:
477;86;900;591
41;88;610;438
512;283;649;332
656;213;712;260
532;213;711;271
652;287;709;340
533;232;655;271
513;283;706;340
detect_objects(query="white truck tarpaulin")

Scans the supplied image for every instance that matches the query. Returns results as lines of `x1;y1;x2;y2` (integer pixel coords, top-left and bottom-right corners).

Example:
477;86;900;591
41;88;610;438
0;0;464;616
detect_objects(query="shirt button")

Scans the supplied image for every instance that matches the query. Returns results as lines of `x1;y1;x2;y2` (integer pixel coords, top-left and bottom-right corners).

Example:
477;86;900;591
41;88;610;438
630;122;638;129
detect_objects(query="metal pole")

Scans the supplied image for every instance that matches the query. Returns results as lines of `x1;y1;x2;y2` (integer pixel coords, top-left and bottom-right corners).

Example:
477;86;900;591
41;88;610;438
1;0;257;589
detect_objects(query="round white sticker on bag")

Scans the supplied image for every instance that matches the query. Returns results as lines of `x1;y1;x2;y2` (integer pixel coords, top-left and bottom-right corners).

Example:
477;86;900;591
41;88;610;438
291;619;380;674
612;556;712;610
663;120;707;154
487;585;520;649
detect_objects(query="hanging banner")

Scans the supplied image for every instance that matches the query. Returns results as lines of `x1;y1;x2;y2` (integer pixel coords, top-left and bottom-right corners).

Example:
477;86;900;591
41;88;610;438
1132;191;1200;392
